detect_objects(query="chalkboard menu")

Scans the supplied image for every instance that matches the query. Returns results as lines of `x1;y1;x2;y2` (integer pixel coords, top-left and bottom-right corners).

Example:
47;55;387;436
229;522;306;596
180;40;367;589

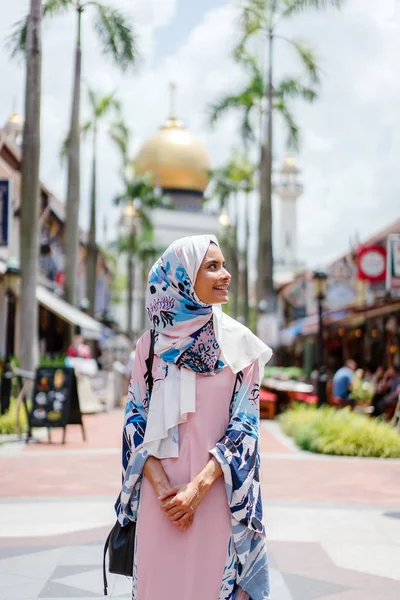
29;367;85;443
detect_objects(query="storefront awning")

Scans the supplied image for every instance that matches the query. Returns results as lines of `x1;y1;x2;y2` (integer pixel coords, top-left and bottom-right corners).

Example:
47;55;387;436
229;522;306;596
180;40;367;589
280;310;351;344
36;285;102;339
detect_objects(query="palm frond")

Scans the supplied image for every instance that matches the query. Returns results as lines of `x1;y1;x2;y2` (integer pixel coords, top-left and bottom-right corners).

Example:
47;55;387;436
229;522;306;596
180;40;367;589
240;106;256;144
93;3;138;71
291;39;320;84
138;209;153;232
44;0;73;16
110;118;130;163
88;88;99;112
6;0;72;58
282;0;343;18
60;132;70;166
81;120;93;138
6;15;29;58
275;77;317;102
274;98;300;150
209;94;244;127
96;93;116;117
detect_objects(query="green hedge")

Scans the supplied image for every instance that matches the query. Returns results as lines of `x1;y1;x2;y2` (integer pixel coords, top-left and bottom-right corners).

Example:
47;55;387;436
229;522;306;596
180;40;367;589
264;366;305;380
279;405;400;458
0;398;28;435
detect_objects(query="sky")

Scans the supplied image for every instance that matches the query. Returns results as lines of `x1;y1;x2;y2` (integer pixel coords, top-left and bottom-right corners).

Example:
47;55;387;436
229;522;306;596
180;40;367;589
0;0;399;269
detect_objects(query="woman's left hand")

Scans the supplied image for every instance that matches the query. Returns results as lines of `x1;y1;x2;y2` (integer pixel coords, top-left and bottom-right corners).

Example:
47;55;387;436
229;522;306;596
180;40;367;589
158;482;207;522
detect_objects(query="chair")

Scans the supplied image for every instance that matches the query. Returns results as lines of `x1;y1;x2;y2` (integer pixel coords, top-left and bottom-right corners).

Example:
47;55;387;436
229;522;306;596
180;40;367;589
390;395;400;428
259;389;278;420
288;391;318;405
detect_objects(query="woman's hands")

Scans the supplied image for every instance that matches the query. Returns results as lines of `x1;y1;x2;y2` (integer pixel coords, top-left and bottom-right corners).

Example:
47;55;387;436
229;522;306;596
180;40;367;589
159;458;223;531
144;456;223;532
159;481;206;529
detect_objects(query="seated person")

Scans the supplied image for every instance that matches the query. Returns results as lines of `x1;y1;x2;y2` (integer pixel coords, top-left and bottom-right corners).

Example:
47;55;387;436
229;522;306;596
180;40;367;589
377;365;400;419
67;326;92;359
332;359;357;402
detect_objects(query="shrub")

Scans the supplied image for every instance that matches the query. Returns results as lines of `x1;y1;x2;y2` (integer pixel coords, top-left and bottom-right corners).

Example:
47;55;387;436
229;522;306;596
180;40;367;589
0;397;28;436
279;405;400;458
264;366;305;381
39;355;66;368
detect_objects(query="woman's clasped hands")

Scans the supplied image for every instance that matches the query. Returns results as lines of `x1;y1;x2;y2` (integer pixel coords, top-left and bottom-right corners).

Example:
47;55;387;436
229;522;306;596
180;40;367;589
158;481;207;532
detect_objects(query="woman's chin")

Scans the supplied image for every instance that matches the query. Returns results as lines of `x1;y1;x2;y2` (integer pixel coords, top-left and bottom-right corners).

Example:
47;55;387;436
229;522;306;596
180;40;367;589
211;292;229;304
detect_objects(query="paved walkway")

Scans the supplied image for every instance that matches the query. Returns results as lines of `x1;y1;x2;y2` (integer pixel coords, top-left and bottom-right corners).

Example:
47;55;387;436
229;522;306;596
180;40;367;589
0;412;400;599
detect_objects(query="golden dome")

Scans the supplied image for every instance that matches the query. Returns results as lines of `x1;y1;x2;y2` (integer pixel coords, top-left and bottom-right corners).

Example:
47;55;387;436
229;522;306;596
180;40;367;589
135;115;211;193
5;110;24;130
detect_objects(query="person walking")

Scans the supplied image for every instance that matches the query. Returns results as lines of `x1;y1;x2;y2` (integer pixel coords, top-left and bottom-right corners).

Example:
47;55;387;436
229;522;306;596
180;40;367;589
115;235;273;600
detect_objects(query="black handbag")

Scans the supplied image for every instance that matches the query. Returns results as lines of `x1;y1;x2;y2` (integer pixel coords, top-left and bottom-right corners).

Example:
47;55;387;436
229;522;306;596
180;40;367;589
103;330;156;595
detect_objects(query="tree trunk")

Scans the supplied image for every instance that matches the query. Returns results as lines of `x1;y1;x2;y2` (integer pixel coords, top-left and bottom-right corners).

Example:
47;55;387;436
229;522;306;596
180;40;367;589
232;223;239;319
86;125;97;317
257;30;275;312
243;191;250;327
140;262;147;333
64;8;82;307
19;0;42;371
127;234;135;338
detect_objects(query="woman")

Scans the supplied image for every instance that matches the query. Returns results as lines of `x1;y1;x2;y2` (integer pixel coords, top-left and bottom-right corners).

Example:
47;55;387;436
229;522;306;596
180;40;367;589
116;235;272;600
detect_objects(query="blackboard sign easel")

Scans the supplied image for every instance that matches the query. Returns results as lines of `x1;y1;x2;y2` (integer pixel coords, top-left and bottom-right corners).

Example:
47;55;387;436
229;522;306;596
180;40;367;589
29;366;86;444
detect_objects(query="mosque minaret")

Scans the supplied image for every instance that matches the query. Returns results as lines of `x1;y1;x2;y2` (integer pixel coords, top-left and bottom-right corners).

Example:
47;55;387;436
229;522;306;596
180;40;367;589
273;155;304;286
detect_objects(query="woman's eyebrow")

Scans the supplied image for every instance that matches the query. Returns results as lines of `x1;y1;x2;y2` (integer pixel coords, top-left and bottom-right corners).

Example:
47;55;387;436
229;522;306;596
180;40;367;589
204;259;219;266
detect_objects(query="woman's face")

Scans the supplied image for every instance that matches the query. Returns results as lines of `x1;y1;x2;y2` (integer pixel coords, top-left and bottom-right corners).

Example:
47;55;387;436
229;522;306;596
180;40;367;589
194;243;231;305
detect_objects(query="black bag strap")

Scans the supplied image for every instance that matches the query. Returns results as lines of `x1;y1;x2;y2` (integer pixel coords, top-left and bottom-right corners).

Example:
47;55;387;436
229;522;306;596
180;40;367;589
103;529;112;595
145;329;156;395
103;329;156;596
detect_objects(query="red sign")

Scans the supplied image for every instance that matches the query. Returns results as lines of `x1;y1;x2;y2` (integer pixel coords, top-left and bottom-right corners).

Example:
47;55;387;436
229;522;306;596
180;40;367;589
357;245;386;283
55;271;65;287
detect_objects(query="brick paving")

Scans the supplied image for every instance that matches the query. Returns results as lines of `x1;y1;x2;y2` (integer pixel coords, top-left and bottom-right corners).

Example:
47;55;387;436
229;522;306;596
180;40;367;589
0;409;400;599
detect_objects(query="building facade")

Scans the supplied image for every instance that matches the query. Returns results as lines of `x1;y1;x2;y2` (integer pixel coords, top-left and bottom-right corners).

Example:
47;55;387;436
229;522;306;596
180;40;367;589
0;110;112;358
277;218;400;373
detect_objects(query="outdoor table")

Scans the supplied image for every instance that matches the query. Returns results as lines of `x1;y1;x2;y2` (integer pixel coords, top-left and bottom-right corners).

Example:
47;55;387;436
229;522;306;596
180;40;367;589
261;378;315;413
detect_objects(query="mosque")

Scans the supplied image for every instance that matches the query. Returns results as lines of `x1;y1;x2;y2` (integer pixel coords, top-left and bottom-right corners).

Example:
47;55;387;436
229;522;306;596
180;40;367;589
112;86;220;335
135;84;219;244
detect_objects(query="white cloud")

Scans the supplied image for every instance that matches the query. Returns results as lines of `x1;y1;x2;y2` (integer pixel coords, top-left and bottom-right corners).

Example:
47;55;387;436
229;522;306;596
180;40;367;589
1;0;400;271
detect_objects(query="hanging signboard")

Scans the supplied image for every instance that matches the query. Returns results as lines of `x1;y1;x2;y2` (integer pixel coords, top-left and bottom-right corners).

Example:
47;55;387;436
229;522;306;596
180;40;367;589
386;234;400;297
357;245;386;283
0;180;11;247
29;366;85;444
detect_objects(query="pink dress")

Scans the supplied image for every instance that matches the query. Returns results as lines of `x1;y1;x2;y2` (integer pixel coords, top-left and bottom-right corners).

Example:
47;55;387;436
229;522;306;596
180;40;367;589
136;366;236;599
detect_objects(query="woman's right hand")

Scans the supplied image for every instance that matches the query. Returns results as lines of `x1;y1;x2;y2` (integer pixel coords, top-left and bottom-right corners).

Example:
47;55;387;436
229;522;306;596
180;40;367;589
176;512;194;531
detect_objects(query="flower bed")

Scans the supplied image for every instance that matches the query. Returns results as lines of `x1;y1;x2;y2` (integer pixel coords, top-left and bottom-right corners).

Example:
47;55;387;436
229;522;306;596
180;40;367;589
279;405;400;458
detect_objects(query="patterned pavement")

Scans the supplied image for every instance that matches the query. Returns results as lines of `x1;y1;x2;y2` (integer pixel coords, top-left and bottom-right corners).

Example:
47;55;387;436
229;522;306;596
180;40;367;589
1;412;400;600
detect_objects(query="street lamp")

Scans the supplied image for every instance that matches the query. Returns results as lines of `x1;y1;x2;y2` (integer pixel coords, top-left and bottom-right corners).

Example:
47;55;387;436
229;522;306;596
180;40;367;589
123;200;140;339
0;258;21;415
218;209;231;229
312;270;328;407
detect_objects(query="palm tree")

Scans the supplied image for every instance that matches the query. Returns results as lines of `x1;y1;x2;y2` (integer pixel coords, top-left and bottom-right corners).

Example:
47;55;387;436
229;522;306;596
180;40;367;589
227;155;256;326
207;163;241;318
114;175;172;337
116;229;161;334
10;0;138;307
240;0;343;315
211;0;343;320
19;0;42;371
82;89;120;318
